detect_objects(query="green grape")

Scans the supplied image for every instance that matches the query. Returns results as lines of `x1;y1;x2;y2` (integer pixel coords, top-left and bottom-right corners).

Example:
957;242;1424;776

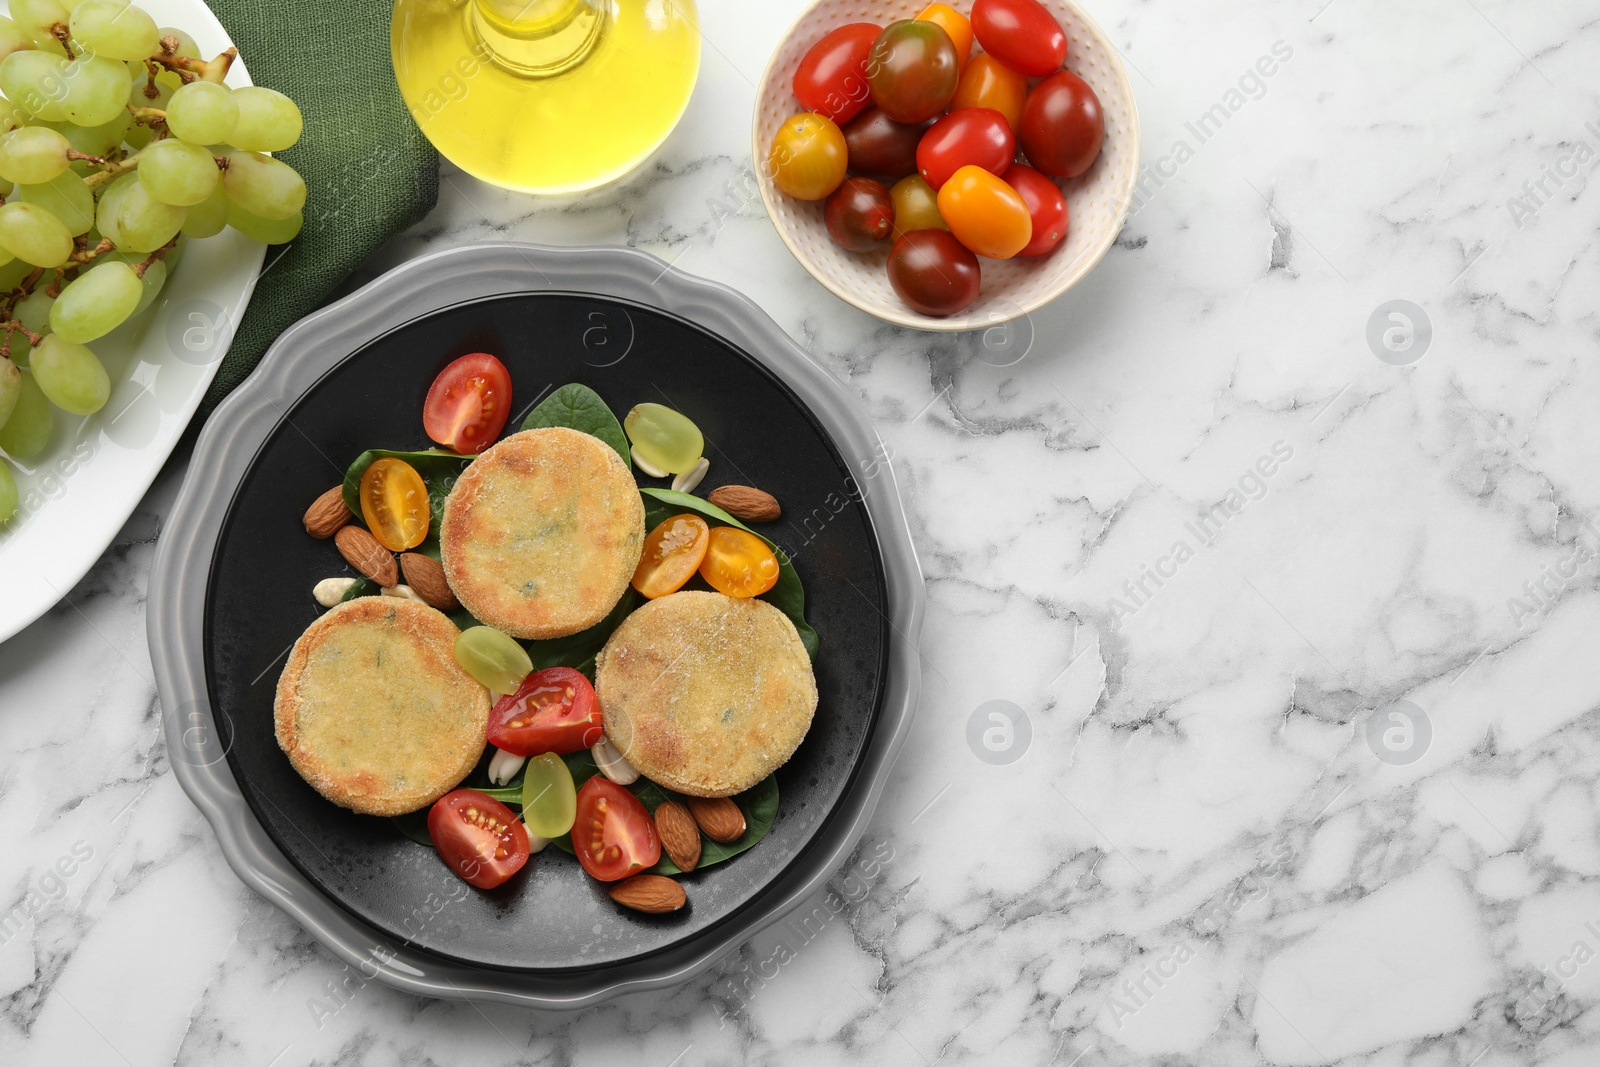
156;26;198;58
30;332;107;415
0;354;19;428
0;16;36;63
226;201;301;245
136;137;216;206
70;0;158;61
624;403;703;474
0;125;72;184
93;169;137;246
60;55;130;126
127;63;180;110
165;81;235;145
49;259;140;342
221;149;304;220
15;288;54;335
51;112;130;164
0;458;17;525
228;87;301;152
1;51;73;121
0;246;13;269
454;625;532;694
0;201;73;266
180;179;228;237
130;255;163;315
16;172;95;235
9;0;70;47
0;368;51;456
0;256;35;293
520;753;577;838
104;175;183;252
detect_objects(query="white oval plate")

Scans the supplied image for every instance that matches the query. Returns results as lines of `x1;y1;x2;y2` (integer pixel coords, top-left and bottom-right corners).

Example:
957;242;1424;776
0;0;264;643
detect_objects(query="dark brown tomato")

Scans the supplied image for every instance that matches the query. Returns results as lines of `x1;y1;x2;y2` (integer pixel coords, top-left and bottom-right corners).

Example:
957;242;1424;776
887;229;981;317
824;177;895;253
866;20;960;123
842;106;926;181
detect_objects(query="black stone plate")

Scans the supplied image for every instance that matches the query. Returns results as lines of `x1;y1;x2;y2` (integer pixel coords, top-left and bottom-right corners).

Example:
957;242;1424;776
202;292;888;970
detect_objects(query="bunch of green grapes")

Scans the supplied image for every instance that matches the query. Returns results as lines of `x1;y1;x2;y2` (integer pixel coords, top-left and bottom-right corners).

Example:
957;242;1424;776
0;0;307;524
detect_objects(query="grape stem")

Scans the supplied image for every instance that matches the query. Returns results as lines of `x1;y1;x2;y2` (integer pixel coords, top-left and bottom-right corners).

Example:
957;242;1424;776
85;153;141;190
71;238;115;266
150;43;238;87
132;238;179;279
2;319;42;350
65;149;107;166
49;24;74;59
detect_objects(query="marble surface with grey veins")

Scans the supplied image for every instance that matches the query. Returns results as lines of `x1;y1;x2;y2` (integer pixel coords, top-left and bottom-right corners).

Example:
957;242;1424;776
5;0;1600;1063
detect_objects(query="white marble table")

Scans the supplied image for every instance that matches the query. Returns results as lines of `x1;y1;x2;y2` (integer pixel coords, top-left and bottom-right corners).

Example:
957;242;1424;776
5;0;1600;1062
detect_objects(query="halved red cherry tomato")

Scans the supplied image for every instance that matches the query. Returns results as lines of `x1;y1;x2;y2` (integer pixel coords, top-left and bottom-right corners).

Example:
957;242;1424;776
867;20;960;124
427;789;530;889
574;777;660;882
917;107;1015;190
699;526;780;598
487;667;602;757
633;513;710;598
1003;162;1068;256
971;0;1067;78
915;3;972;71
792;22;880;124
950;53;1029;130
422;352;512;455
1018;70;1104;178
937;165;1032;260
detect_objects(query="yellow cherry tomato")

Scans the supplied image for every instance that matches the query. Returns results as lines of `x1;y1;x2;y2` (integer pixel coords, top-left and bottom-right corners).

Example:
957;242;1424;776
632;513;710;598
950;53;1028;130
916;3;973;71
936;165;1032;260
890;174;949;239
359;457;430;551
769;112;848;201
699;526;780;599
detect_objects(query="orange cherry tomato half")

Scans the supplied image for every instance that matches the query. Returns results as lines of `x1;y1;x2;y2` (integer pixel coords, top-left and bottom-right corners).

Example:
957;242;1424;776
359;457;430;551
427;789;531;889
1003;162;1069;256
632;513;710;598
769;112;848;201
950;53;1028;130
915;3;973;71
936;165;1032;260
699;526;780;598
574;777;660;882
422;352;512;455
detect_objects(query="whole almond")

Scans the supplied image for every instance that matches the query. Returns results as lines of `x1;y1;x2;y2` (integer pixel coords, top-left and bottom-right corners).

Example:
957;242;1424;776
399;552;460;612
686;796;746;844
608;874;686;914
303;486;352;539
334;525;397;587
654;800;701;873
707;485;781;523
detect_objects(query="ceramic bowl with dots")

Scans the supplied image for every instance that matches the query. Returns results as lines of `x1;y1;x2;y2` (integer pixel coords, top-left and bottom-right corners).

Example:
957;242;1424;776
753;0;1142;331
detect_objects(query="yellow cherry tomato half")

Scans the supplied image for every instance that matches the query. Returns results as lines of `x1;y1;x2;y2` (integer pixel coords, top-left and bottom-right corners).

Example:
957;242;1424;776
632;513;710;599
699;526;780;599
950;53;1028;130
916;3;973;71
359;457;431;551
936;165;1032;260
769;112;848;201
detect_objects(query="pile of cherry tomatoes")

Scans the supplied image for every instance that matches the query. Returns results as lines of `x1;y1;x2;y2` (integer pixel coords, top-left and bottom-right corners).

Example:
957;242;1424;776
769;0;1104;318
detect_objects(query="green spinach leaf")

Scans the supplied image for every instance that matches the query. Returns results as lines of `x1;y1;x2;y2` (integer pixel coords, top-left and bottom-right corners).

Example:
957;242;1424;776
521;383;631;469
640;487;818;658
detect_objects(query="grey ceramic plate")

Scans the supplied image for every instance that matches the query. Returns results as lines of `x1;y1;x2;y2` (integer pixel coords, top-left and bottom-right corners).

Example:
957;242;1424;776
147;243;924;1008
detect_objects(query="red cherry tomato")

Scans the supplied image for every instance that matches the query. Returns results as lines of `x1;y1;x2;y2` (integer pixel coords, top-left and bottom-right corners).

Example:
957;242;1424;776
1003;163;1068;256
887;229;981;317
573;777;660;882
792;22;880;125
487;667;602;757
971;0;1067;78
422;352;512;455
842;107;927;181
427;789;531;889
867;20;960;123
825;176;895;252
916;107;1015;190
1018;70;1104;178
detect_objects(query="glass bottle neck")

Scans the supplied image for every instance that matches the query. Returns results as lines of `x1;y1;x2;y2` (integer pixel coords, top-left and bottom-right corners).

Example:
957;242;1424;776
470;0;609;78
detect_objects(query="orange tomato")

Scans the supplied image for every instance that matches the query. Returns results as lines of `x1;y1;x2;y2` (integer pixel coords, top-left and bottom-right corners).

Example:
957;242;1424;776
632;513;710;598
359;457;430;551
699;527;780;599
936;165;1032;259
916;3;973;71
949;53;1028;130
769;112;848;200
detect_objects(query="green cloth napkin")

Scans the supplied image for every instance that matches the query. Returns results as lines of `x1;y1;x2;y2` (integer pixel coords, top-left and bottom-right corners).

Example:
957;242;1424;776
199;0;439;414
